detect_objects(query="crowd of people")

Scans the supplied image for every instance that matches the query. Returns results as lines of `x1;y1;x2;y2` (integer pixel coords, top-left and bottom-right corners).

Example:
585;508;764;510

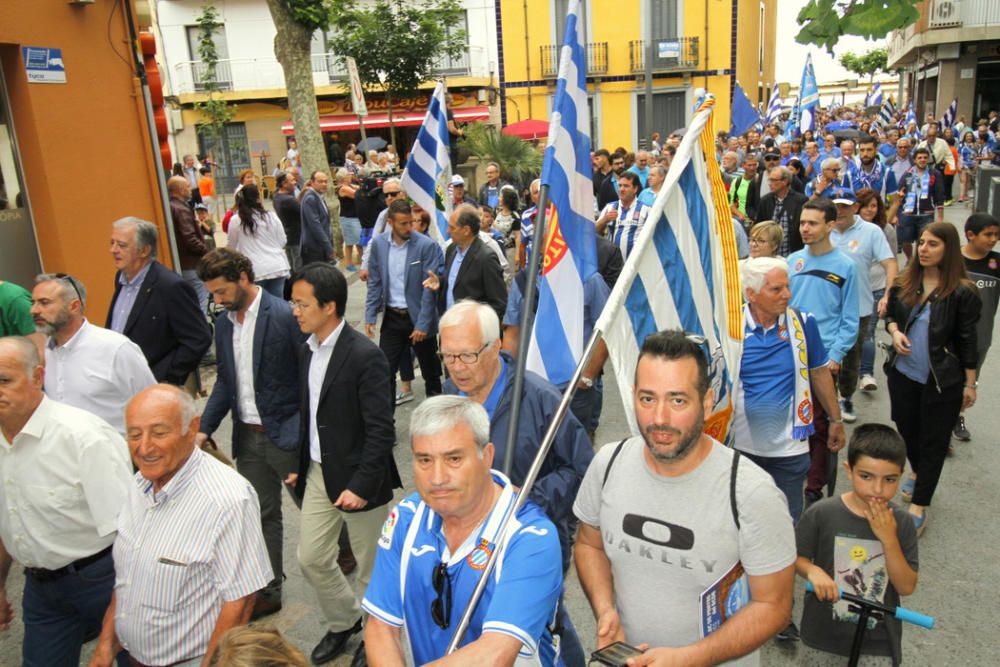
1;100;999;667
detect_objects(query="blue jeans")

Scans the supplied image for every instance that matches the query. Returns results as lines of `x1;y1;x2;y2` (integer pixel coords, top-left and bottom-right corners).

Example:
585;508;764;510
741;451;812;523
21;550;128;667
256;276;286;299
181;269;210;315
860;289;884;377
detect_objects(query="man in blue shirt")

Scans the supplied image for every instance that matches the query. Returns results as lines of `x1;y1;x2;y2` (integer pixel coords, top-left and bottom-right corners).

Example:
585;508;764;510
363;396;563;666
626;150;652;188
853;136;885;194
788;199;857;507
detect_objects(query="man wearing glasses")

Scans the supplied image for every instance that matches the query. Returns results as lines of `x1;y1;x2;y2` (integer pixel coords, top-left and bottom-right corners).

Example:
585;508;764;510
362;395;564;666
805;158;845;201
290;262;399;665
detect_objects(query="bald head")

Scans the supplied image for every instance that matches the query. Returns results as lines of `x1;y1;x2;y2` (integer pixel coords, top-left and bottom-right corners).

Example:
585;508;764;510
0;336;41;376
167;176;191;199
0;336;45;435
126;384;200;490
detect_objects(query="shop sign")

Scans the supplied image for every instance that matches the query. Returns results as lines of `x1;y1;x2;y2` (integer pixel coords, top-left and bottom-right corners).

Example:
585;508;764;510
22;47;66;84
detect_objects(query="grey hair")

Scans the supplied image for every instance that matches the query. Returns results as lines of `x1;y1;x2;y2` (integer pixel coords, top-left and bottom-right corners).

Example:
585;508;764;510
383;177;403;192
113;217;158;258
740;256;789;294
821;157;841;172
335;168;351;182
440;300;500;346
768;166;791;182
410;395;491;451
0;336;41;376
650;165;667;179
131;384;198;433
35;272;87;308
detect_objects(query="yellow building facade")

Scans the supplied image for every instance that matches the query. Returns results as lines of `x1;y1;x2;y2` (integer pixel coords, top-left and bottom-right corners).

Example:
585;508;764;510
498;0;777;149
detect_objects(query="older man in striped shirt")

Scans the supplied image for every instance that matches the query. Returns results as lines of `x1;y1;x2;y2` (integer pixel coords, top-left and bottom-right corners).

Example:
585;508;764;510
89;385;271;667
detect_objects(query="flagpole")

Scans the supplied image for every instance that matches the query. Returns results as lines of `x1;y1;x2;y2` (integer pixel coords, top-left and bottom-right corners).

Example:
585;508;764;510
500;183;552;475
448;325;602;654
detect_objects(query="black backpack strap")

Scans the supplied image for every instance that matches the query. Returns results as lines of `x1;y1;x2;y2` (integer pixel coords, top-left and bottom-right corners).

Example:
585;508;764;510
602;439;628;489
730;450;741;531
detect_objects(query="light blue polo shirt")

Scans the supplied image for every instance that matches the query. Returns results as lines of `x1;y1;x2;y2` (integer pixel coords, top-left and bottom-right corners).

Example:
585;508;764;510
830;217;894;315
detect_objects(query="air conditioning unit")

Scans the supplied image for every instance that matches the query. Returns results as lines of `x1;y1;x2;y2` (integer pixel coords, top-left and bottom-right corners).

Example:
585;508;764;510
929;0;962;29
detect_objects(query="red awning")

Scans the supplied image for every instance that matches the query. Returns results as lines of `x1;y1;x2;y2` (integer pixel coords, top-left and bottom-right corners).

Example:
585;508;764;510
281;105;490;134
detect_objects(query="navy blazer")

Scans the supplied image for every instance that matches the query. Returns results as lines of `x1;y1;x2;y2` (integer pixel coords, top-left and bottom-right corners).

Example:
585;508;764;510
299;189;333;263
364;230;444;333
200;289;305;458
440;237;507;321
106;261;211;385
295;324;400;510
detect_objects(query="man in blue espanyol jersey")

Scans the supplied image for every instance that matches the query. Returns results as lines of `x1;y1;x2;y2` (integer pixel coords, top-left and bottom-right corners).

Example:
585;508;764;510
788;199;858;508
362;395;564;666
596;171;650;261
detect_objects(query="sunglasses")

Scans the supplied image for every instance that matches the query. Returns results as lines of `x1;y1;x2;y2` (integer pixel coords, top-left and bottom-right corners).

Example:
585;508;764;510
54;273;83;303
431;562;452;629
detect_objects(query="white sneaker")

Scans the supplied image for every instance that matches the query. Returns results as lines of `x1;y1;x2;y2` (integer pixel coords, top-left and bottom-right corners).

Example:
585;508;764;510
860;374;877;392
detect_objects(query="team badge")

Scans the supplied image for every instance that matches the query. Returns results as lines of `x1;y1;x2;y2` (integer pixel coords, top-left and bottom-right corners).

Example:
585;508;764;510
797;399;813;425
377;508;399;550
467;540;492;570
848;239;860;252
778;324;789;341
794;258;805;273
990;258;998;271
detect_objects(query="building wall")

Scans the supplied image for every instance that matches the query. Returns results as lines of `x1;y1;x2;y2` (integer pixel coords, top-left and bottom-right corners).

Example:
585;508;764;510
0;0;167;315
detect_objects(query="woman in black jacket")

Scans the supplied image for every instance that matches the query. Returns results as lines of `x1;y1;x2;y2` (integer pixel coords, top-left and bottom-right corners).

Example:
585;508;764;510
884;222;981;535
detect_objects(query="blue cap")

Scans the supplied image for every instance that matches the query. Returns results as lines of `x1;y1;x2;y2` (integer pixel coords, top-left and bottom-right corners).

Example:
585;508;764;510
830;187;856;205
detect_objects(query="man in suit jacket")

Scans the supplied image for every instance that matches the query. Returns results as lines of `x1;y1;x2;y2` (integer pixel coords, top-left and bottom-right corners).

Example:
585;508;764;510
364;199;445;401
290;262;399;666
299;170;334;264
107;217;212;385
427;205;506;322
195;248;303;620
755;166;808;256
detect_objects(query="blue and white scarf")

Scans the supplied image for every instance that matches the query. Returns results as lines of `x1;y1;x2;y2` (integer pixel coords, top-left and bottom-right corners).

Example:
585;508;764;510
856;160;883;191
903;167;930;214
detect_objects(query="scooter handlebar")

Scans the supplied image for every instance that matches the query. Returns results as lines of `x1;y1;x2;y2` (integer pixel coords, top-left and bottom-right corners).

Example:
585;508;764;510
804;582;935;629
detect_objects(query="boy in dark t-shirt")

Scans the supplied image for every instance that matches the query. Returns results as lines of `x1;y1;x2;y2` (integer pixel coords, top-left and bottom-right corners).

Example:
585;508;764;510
796;424;919;664
954;213;1000;441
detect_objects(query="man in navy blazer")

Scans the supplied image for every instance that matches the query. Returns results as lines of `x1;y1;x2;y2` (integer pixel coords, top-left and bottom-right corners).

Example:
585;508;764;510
300;170;334;264
107;217;211;385
195;248;304;619
364;199;445;401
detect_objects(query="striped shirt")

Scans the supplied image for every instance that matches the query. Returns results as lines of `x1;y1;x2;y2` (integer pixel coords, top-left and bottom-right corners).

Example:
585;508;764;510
112;447;271;665
600;199;650;260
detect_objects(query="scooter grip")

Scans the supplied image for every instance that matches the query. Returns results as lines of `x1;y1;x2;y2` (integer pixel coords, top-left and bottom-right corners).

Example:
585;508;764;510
895;606;935;629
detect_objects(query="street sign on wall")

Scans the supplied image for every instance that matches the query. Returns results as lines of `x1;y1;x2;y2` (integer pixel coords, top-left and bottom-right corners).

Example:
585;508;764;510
22;47;66;84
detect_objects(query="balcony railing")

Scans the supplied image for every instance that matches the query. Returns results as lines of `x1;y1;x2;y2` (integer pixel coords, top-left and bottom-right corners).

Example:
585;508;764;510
628;37;699;73
172;47;485;95
540;42;609;78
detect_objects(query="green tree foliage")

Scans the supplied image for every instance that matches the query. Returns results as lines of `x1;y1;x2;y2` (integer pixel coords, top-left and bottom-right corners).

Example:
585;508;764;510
796;0;920;53
329;0;466;147
460;123;543;186
193;4;236;141
283;0;330;30
839;47;889;82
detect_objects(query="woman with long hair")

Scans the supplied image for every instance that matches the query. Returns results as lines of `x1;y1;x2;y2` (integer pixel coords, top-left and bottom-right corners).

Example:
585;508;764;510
226;183;291;297
958;130;977;202
884;222;980;535
855;188;897;390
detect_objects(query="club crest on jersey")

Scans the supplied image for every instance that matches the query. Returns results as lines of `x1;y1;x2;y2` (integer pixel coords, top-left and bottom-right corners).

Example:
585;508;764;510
378;508;399;550
990;258;998;270
794;258;805;273
467;540;492;570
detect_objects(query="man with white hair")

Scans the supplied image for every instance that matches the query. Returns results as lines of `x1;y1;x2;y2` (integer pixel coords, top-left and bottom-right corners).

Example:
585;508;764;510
733;257;844;525
805;157;845;200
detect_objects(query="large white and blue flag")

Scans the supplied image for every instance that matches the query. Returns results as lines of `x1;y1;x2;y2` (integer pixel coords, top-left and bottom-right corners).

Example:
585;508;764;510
877;95;896;128
865;82;883;108
940;98;957;131
525;0;598;386
765;87;783;125
798;53;819;133
401;81;452;245
596;94;743;438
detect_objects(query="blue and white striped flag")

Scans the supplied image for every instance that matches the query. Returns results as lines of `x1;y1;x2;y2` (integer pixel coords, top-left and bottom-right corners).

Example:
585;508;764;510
401;81;451;245
596;94;743;438
940;98;957;131
525;0;598;386
903;101;920;139
877;96;896;128
765;87;783;125
798;53;819;132
865;82;883;108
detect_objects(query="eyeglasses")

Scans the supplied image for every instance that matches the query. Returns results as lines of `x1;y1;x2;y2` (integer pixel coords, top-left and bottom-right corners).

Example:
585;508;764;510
385;190;402;197
749;238;772;245
430;562;452;629
438;342;489;365
289;300;312;311
54;273;83;303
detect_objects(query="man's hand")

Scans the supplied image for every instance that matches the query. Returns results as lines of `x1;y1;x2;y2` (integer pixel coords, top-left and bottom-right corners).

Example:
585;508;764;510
87;646;116;667
627;645;698;667
864;497;898;546
0;590;13;632
284;473;298;486
410;329;428;344
195;432;209;448
365;323;376;338
422;270;440;291
806;566;839;602
877;293;889;317
359;269;369;282
334;489;368;511
827;360;840;374
827;422;846;452
595;607;624;649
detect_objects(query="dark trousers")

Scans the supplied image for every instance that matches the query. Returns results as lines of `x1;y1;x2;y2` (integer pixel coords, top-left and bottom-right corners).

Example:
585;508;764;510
806;398;831;496
743;451;812;523
236;423;299;600
22;550;128;667
887;368;963;507
380;309;442;399
839;315;871;399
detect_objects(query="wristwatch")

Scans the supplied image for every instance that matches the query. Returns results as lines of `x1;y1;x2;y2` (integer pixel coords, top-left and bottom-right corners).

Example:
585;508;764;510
579;376;594;388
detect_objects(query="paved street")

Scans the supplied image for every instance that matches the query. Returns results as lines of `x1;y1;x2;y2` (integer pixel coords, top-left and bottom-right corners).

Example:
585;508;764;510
1;204;997;666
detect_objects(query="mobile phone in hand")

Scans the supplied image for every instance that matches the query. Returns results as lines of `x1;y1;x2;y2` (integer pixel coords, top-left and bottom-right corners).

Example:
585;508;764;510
590;641;644;666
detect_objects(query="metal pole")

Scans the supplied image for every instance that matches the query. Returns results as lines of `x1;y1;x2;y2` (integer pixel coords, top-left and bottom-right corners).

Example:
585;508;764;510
358;115;368;147
448;327;604;654
644;0;655;149
501;183;552;475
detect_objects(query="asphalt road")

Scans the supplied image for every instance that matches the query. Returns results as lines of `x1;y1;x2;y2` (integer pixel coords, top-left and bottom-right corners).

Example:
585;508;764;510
1;203;996;666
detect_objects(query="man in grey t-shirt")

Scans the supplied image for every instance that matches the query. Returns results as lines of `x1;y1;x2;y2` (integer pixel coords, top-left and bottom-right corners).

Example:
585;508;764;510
573;330;796;666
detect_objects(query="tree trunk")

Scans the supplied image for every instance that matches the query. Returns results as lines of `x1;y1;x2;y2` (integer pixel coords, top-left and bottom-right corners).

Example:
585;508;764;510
265;0;342;257
386;88;398;151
